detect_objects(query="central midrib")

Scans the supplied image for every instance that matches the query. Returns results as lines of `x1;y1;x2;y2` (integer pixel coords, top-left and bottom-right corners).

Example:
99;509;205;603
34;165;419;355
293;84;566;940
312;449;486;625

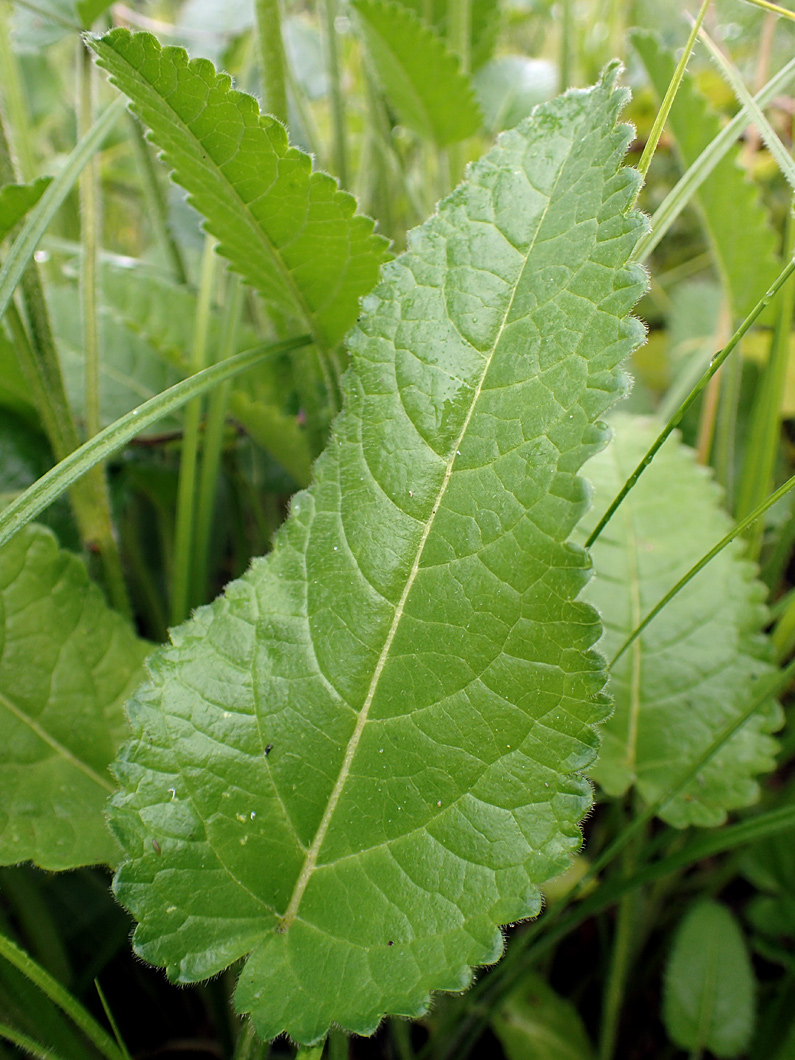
0;688;114;792
279;144;574;933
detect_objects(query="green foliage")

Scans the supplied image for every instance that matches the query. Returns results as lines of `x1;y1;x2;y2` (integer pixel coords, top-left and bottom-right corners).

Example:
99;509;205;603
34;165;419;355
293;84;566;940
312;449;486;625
0;525;149;870
352;0;482;145
390;0;501;70
663;900;755;1058
492;974;595;1060
0;178;51;243
632;30;780;320
581;415;781;827
108;68;646;1044
88;30;390;352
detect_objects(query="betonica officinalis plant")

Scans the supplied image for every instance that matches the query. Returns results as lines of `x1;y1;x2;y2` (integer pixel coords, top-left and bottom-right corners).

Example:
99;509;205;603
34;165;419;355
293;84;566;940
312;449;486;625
1;1;795;1058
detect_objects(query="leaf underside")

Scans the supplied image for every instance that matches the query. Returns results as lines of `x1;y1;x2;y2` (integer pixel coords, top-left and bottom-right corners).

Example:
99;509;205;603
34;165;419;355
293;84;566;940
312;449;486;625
89;30;390;351
0;526;149;870
109;69;647;1044
352;0;482;146
580;415;781;828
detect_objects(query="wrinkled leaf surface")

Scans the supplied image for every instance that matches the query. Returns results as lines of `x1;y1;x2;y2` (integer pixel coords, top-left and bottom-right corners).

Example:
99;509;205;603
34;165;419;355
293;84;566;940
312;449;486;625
110;69;646;1044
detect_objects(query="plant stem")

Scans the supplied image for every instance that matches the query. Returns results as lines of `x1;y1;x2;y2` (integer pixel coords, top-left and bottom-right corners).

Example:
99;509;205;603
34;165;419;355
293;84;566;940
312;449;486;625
0;101;130;615
327;1029;348;1060
255;0;288;126
0;1023;70;1060
127;115;188;284
598;816;642;1060
192;275;244;607
170;235;217;626
296;1047;325;1060
736;207;795;553
323;0;348;186
739;0;795;21
447;0;471;74
0;3;36;181
79;43;101;439
636;0;711;181
560;0;573;89
586;253;795;546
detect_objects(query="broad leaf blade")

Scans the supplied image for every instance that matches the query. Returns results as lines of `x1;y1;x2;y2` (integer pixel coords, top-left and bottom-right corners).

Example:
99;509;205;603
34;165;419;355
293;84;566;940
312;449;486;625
663;901;756;1058
580;414;781;827
0;178;52;243
633;30;779;320
0;526;149;870
352;0;482;145
110;68;647;1043
88;30;390;350
391;0;501;70
492;973;595;1060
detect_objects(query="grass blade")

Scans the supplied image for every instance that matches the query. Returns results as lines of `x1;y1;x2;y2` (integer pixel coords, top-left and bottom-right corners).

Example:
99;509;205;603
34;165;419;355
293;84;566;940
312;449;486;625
0;337;311;551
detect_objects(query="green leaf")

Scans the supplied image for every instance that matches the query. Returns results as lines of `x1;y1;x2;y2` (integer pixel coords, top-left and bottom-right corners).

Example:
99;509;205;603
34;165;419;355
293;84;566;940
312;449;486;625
633;30;780;320
0;178;52;243
109;67;647;1044
663;900;756;1058
580;414;781;828
474;56;557;134
75;0;114;27
0;525;149;870
88;30;389;351
47;286;184;433
390;0;501;70
351;0;482;145
99;264;314;483
492;973;595;1060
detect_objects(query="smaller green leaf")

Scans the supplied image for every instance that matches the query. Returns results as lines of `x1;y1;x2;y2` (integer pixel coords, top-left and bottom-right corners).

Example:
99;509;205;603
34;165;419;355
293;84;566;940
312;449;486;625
0;525;149;870
663;900;755;1059
390;0;501;70
581;414;781;828
75;0;114;27
0;179;52;243
352;0;482;145
474;56;557;133
492;974;595;1060
741;803;795;942
89;30;389;351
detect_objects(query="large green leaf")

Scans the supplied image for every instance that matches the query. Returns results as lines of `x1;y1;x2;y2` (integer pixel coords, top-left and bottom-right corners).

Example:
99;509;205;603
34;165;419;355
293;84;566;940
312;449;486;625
88;30;390;352
580;414;781;828
633;30;779;321
352;0;482;146
0;525;149;870
109;68;647;1044
663;900;756;1058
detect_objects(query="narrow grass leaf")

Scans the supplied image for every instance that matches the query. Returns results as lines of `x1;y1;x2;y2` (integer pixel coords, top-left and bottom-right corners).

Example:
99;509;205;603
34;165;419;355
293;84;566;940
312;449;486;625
108;68;647;1044
0;97;124;324
580;415;781;827
633;30;780;319
88;30;390;351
